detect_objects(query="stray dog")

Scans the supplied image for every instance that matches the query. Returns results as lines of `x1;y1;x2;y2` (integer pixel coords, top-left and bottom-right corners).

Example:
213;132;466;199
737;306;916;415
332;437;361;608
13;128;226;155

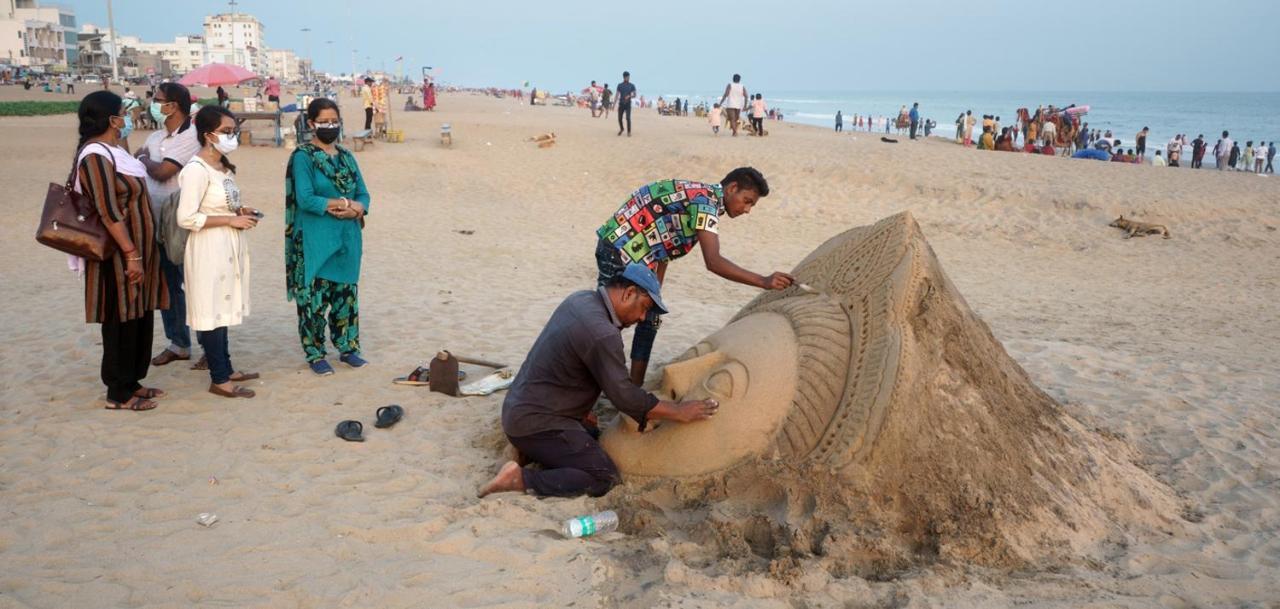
527;132;556;148
1109;215;1170;239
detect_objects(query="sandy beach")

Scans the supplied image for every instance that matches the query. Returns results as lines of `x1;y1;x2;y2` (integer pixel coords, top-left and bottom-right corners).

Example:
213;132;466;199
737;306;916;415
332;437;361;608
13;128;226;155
2;85;1279;608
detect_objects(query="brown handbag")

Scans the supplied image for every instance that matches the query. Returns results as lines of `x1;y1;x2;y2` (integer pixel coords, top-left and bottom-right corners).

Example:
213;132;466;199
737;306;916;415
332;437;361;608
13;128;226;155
36;142;118;262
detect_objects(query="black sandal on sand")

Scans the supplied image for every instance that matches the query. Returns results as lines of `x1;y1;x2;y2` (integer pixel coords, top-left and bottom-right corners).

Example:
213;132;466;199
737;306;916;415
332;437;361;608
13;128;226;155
105;397;158;411
133;387;167;399
375;405;404;429
335;420;364;442
392;366;466;386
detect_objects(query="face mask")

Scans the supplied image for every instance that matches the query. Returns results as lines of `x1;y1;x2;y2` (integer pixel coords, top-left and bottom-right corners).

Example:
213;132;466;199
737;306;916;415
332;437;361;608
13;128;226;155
150;101;168;125
115;114;133;140
314;125;340;144
213;133;239;154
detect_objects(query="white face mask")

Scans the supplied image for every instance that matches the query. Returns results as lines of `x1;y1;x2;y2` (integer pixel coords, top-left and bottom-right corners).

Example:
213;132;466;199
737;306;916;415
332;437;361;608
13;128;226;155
213;133;239;154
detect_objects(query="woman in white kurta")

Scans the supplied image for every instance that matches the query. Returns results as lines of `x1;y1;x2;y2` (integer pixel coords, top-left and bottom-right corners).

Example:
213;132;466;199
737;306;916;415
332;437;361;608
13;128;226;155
176;105;261;398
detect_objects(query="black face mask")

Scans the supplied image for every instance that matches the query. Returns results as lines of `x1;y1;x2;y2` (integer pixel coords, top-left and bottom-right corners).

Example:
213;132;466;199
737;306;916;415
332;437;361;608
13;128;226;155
315;126;340;144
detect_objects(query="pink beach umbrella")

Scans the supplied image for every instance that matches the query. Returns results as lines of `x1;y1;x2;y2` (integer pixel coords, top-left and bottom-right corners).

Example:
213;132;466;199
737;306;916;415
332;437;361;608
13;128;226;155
179;62;259;87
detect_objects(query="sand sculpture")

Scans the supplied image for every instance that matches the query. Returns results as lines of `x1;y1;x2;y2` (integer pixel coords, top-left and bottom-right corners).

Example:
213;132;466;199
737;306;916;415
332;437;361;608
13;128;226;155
600;212;1181;575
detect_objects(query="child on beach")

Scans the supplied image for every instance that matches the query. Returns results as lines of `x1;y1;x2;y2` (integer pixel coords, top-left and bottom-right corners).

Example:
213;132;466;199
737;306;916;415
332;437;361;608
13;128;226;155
710;103;721;135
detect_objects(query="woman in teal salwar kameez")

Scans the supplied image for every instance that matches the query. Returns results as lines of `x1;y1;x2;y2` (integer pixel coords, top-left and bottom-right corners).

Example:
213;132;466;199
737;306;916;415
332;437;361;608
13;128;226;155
285;98;372;376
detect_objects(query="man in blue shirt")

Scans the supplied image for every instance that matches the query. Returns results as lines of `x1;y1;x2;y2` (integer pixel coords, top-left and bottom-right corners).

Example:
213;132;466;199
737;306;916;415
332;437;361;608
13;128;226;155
908;102;920;140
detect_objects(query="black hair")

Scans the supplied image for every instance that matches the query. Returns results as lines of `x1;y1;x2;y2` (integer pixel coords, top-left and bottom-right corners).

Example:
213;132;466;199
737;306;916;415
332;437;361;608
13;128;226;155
1223;130;1229;137
604;275;640;291
77;90;123;149
622;71;630;78
306;97;341;121
732;73;741;82
364;77;374;84
157;82;193;119
194;104;238;173
721;166;769;197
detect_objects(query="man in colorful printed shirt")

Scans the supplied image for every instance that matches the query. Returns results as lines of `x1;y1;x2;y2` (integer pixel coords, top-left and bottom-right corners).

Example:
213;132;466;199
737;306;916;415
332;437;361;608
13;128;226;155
595;167;794;385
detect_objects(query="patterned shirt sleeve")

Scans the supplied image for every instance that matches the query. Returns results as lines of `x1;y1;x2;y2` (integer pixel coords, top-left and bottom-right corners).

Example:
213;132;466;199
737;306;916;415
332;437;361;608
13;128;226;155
690;197;721;234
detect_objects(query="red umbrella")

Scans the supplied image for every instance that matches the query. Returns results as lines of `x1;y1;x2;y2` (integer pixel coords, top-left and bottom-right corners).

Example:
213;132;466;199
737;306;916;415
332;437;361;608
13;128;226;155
179;62;259;87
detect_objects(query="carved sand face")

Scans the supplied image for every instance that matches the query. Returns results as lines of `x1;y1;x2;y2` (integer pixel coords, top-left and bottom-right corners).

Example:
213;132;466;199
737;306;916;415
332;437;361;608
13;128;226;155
600;312;798;477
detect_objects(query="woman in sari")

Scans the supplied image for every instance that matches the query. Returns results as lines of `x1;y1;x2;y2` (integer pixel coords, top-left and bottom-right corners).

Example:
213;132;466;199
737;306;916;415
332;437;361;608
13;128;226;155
285;98;372;376
423;80;437;111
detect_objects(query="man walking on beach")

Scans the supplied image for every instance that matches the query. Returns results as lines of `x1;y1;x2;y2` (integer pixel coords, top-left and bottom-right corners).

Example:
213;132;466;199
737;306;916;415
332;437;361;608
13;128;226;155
1215;131;1232;171
1267;141;1276;173
719;74;748;137
616;71;636;136
908;102;920;140
835;110;843;132
594;168;794;386
601;84;612;119
477;264;719;499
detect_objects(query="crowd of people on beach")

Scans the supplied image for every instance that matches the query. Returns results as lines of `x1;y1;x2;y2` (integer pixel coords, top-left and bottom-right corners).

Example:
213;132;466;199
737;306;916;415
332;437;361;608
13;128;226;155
820;99;1275;173
558;72;785;138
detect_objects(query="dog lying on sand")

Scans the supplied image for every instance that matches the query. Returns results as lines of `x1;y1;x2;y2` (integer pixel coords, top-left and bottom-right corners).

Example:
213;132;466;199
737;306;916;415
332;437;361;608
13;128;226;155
1109;215;1170;239
526;132;556;148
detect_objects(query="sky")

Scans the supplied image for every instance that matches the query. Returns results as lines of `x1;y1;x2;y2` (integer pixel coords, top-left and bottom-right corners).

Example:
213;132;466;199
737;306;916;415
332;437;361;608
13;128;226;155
60;0;1280;93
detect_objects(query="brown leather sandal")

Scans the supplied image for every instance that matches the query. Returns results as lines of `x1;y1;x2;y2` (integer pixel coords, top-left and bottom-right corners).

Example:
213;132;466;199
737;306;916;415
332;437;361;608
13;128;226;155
229;371;260;381
208;384;255;398
151;350;189;366
105;396;158;411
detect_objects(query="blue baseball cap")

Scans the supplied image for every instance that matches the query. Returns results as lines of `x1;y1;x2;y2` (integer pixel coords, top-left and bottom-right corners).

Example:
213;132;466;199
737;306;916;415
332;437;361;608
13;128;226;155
621;263;668;314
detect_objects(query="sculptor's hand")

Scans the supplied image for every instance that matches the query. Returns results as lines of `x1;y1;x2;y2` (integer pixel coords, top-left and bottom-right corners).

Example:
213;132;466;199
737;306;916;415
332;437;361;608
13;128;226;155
670;399;719;423
761;272;796;290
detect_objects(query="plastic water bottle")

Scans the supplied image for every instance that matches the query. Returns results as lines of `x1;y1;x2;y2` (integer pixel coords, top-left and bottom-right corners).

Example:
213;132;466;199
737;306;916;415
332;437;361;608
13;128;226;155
560;510;618;539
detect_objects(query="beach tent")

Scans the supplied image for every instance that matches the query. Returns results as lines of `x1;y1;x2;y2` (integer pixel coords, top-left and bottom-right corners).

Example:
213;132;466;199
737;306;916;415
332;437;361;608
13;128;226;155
179;62;259;87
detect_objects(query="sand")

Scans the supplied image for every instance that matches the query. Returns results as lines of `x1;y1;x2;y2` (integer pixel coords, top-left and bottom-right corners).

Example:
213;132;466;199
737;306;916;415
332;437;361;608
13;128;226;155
1;85;1279;608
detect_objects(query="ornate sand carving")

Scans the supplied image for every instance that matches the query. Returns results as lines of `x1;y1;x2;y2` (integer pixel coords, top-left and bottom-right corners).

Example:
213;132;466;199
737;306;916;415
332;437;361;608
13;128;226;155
602;212;1182;575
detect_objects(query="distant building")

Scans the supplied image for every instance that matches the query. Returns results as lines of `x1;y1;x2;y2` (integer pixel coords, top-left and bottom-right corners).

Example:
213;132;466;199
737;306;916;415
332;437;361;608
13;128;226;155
1;0;78;72
75;29;110;74
133;35;205;75
266;48;299;82
203;11;266;74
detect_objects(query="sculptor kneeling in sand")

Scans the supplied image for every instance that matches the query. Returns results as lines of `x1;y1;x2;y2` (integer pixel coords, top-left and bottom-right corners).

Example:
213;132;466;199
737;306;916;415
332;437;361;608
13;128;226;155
478;263;719;498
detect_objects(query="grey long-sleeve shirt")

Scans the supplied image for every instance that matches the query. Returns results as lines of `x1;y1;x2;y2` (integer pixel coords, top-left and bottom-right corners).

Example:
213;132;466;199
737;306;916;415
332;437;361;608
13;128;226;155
501;289;659;438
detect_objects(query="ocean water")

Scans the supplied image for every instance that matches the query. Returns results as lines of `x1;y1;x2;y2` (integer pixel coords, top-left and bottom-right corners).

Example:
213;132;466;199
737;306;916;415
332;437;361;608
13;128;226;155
654;90;1280;150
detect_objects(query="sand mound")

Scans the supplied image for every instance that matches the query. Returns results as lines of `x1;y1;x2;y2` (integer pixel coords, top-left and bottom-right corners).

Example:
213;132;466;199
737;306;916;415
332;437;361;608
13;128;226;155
601;212;1183;577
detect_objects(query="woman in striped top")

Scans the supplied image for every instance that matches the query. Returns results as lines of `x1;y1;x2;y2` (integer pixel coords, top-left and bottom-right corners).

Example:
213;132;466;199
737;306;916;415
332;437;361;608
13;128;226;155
74;91;168;411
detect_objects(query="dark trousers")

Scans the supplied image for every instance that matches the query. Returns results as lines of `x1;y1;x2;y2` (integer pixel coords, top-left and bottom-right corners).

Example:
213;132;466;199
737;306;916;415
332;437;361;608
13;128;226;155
158;246;191;352
102;312;155;403
909;120;918;139
197;326;233;385
617;103;631;134
508;429;620;497
364;107;373;130
1268;156;1275;173
835;123;842;132
751;116;764;135
595;239;660;362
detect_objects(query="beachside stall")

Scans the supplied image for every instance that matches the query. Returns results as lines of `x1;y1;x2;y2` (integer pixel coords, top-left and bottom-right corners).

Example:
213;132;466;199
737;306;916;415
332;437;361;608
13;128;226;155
180;62;283;148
